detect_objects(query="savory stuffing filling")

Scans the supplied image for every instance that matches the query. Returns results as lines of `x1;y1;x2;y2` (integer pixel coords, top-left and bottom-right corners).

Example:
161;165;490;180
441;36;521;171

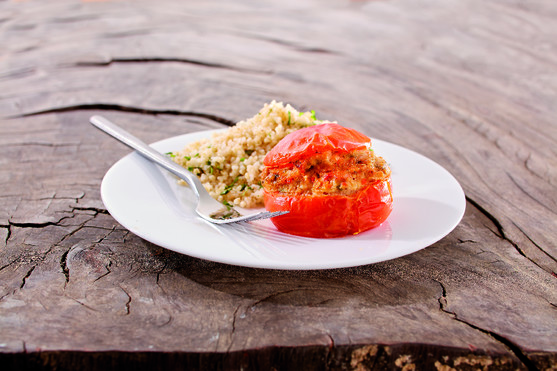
262;149;390;196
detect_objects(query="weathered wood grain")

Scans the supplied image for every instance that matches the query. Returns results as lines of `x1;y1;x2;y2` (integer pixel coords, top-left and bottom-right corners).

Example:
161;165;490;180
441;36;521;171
1;0;556;370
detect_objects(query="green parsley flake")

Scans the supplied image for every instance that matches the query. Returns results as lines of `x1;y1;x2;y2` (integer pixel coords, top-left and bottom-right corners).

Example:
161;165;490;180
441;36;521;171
220;177;239;195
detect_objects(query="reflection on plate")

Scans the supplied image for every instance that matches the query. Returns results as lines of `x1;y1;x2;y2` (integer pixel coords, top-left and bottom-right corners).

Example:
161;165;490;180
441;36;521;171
100;130;465;270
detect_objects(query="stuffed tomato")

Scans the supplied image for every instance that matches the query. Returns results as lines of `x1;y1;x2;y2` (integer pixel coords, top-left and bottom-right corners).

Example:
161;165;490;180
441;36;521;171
261;123;393;238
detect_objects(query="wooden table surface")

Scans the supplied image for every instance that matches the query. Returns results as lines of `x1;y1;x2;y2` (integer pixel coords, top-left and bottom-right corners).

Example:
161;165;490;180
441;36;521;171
1;0;556;370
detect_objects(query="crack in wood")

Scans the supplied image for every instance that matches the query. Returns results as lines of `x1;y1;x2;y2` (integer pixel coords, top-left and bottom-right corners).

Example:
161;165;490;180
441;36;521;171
93;260;112;283
57;225;87;246
54;210;108;248
465;196;549;274
19;265;36;289
5;214;76;245
512;222;557;265
10;103;237;126
0;258;20;273
70;57;270;76
322;333;336;370
122;231;131;244
94;226;116;246
435;280;539;371
465;196;505;239
326;333;335;349
1;223;11;245
457;238;477;244
9;218;73;230
119;286;132;315
31;192;85;202
60;248;70;288
155;261;167;286
71;206;109;215
453;319;538;371
436;279;448;312
68;297;99;312
226;305;242;354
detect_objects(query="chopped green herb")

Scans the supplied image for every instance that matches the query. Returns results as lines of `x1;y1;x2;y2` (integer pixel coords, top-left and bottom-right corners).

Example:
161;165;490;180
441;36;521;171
184;155;191;160
240;183;253;192
240;157;245;162
220;176;239;195
287;111;292;125
221;185;233;195
194;153;200;158
166;152;175;158
310;110;317;120
222;200;233;210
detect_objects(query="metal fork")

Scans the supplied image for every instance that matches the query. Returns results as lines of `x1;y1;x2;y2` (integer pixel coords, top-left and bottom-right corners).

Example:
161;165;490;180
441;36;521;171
90;115;288;224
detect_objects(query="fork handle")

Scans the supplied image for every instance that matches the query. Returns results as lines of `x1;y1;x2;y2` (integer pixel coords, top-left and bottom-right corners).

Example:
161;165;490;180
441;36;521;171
90;115;204;198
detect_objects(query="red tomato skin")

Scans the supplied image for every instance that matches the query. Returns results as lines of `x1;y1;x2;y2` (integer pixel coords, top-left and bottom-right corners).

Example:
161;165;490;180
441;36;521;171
264;178;393;238
263;123;371;167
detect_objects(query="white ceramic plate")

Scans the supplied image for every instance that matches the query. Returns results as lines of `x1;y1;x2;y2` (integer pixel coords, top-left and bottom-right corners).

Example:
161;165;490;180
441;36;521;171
101;130;465;270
